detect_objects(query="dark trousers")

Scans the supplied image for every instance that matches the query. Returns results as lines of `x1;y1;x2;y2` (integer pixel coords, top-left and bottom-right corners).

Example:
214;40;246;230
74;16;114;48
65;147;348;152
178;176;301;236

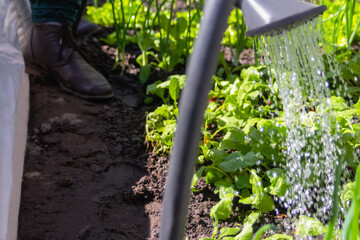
31;0;83;25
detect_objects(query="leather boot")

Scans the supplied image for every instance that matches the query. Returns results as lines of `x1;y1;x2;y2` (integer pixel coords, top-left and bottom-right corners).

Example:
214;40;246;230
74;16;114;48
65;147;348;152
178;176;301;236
77;18;102;36
23;22;114;100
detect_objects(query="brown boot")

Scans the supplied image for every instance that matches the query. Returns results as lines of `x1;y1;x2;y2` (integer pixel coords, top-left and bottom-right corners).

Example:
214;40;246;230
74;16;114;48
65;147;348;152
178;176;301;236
23;22;114;100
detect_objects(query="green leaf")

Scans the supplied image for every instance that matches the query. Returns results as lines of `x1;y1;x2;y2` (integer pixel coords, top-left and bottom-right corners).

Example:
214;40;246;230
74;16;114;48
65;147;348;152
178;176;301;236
172;17;187;36
243;119;261;134
235;173;251;189
266;168;289;197
214;181;237;200
208;149;228;164
219;152;258;172
295;216;326;236
219;227;241;239
248;128;261;142
249;170;275;212
223;128;246;143
340;182;355;208
210;197;233;221
169;77;180;102
354;98;360;112
263;234;293;240
331;96;348;111
139;64;151;83
144;96;153;105
259;144;280;162
241;67;260;83
349;61;360;76
234;211;261;240
146;80;165;100
159;14;170;31
219;140;249;152
218;117;244;128
257;119;274;132
206;168;224;185
191;166;206;192
240;188;251;199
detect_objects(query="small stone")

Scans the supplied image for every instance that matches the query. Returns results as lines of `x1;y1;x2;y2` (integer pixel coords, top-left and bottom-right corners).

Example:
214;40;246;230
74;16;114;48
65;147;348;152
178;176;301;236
119;94;142;108
48;116;60;124
77;225;90;239
116;137;127;142
53;97;65;104
40;123;52;133
90;164;103;172
24;171;41;179
113;144;123;155
131;135;142;142
57;178;74;188
70;119;83;126
33;128;40;135
28;146;42;156
62;113;77;121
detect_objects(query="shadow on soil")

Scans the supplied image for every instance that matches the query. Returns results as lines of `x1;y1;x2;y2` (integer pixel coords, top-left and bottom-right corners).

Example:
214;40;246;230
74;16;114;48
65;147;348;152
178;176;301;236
18;78;152;240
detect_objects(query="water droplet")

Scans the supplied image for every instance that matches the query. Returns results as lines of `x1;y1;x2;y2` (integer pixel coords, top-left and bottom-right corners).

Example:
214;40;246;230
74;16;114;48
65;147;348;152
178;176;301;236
259;126;264;132
257;181;262;186
317;70;323;76
355;76;358;82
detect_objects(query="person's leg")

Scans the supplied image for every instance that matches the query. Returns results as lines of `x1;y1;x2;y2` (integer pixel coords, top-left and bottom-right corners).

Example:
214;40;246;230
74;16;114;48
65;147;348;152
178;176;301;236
24;0;114;99
31;0;82;26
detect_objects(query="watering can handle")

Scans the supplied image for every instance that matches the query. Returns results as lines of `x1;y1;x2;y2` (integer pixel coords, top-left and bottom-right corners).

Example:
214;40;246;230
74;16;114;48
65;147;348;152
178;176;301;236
159;0;234;239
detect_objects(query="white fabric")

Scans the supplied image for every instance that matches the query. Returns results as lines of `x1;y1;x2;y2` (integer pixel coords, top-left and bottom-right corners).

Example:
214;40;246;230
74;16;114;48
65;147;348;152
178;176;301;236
0;0;31;239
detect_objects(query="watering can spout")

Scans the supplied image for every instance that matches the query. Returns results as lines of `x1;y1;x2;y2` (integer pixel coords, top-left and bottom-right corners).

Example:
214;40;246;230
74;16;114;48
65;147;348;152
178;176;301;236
235;0;327;36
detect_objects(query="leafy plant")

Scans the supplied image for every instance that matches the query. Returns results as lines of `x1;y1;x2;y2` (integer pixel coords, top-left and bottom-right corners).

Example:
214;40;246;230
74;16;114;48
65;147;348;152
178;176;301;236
342;165;360;240
322;0;360;48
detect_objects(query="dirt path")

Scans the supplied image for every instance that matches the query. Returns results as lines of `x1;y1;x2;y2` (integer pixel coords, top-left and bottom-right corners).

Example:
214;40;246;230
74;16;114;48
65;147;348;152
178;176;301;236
17;74;158;239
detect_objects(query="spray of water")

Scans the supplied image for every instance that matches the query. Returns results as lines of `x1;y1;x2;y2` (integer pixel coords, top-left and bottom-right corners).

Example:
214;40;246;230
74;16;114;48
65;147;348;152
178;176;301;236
259;16;346;233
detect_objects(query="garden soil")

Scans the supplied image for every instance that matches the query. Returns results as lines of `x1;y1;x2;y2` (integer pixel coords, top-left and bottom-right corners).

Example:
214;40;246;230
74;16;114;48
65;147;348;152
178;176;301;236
16;33;223;240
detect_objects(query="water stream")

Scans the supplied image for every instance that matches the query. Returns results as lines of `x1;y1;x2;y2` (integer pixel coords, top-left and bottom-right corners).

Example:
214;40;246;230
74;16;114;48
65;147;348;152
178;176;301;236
259;16;346;232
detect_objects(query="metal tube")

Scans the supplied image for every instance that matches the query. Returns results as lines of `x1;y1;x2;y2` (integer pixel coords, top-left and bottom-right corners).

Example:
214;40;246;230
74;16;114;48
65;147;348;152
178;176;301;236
159;0;234;239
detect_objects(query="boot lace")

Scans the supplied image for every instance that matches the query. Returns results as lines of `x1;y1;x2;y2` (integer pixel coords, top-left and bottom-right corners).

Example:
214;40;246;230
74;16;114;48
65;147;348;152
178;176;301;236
57;13;77;61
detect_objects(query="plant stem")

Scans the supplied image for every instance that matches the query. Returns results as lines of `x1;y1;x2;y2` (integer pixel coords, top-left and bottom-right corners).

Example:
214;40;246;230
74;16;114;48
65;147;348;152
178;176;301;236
164;0;176;70
324;157;343;240
253;224;274;240
110;0;121;67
